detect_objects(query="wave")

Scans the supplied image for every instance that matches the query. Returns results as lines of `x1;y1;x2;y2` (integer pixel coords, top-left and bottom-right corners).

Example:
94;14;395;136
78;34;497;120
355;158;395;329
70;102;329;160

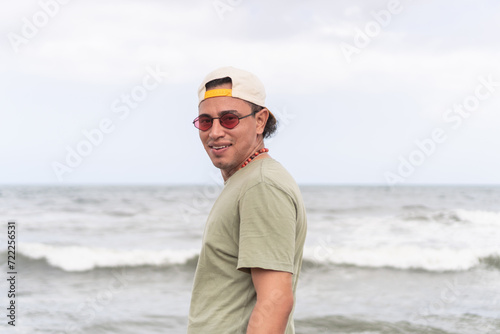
455;209;500;225
402;209;500;225
16;243;199;272
303;245;500;272
401;204;431;211
480;255;500;269
9;242;500;273
295;315;454;334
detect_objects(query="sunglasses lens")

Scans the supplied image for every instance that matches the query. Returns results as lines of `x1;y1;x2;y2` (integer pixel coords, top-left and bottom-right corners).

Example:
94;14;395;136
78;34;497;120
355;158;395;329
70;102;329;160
195;116;212;131
220;114;239;129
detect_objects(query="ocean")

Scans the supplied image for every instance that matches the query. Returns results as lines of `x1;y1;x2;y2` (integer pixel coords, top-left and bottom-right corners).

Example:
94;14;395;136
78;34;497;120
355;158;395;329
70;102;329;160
1;185;499;333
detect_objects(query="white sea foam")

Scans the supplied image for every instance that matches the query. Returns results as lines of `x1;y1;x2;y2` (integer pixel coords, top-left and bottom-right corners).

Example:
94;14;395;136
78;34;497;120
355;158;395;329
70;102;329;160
19;243;199;272
304;245;500;271
455;209;500;225
19;242;500;273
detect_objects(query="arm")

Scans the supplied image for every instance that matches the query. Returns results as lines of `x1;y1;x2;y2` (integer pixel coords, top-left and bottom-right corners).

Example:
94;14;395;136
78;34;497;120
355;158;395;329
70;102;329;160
246;268;294;334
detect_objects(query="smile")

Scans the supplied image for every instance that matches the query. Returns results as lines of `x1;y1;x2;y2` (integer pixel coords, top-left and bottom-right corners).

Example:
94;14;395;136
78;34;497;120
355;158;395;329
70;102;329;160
209;144;232;151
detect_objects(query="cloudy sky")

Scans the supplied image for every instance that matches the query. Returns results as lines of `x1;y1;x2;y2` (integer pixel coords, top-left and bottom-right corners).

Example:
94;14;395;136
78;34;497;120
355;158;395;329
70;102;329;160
1;0;499;185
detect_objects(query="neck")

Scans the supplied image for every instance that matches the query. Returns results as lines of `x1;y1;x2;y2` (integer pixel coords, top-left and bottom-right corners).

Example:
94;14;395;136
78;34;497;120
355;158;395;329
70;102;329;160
221;144;269;181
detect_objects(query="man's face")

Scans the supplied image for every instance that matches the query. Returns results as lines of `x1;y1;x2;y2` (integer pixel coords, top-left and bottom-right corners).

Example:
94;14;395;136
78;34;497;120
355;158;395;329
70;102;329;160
198;89;266;177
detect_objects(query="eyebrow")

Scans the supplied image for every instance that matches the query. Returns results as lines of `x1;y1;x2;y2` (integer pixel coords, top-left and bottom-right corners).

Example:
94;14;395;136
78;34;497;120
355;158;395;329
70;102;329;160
199;110;240;117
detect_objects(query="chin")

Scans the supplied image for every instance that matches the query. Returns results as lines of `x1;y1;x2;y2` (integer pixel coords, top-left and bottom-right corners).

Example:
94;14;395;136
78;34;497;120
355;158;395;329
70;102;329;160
212;159;228;169
210;158;234;171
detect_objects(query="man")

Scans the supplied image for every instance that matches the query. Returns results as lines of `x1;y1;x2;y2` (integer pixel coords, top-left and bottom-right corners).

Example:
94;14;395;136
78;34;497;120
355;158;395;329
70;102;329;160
188;66;307;334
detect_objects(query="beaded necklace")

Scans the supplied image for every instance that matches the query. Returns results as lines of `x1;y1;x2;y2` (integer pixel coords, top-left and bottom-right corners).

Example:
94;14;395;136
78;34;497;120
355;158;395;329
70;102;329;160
241;148;269;168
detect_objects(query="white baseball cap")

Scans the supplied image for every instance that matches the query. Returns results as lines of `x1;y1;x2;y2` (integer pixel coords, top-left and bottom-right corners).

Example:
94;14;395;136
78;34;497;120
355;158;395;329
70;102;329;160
197;66;274;120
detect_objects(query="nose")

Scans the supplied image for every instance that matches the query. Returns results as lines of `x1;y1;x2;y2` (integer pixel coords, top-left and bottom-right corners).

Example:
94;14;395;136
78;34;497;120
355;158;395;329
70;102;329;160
208;118;225;140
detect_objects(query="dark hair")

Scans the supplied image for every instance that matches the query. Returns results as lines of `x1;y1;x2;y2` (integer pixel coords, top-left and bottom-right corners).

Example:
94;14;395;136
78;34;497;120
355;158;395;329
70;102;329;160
205;77;232;90
247;102;277;139
205;77;278;138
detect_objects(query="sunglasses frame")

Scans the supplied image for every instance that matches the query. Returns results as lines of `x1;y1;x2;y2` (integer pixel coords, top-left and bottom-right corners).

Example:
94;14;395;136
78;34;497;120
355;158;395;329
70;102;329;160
193;112;255;131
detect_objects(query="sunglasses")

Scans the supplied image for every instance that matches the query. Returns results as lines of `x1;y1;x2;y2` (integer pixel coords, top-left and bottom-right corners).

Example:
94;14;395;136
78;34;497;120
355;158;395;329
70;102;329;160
193;112;254;131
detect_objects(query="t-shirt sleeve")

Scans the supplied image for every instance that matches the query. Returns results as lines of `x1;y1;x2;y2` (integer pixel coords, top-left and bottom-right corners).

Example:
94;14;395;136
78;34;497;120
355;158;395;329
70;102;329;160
237;182;297;274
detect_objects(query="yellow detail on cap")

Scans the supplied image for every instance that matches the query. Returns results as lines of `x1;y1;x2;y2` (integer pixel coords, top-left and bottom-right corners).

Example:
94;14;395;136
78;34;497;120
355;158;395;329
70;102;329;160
204;89;232;99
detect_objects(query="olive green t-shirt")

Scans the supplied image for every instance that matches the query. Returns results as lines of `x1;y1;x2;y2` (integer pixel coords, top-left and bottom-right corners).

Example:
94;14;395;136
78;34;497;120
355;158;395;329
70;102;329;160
188;158;307;334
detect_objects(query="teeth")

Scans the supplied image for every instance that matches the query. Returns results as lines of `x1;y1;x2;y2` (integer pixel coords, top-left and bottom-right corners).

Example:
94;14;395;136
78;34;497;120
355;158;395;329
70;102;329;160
214;146;228;150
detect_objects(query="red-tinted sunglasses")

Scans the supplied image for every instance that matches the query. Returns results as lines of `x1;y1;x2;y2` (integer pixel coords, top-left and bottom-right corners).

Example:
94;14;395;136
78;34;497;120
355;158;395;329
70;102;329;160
193;112;254;131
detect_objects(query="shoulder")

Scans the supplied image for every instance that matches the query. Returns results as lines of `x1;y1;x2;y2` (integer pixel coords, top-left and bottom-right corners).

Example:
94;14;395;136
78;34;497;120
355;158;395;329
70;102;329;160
238;158;301;202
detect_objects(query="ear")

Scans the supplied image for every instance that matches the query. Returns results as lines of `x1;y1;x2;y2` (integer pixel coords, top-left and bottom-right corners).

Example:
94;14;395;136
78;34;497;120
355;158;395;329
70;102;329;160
255;108;269;135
